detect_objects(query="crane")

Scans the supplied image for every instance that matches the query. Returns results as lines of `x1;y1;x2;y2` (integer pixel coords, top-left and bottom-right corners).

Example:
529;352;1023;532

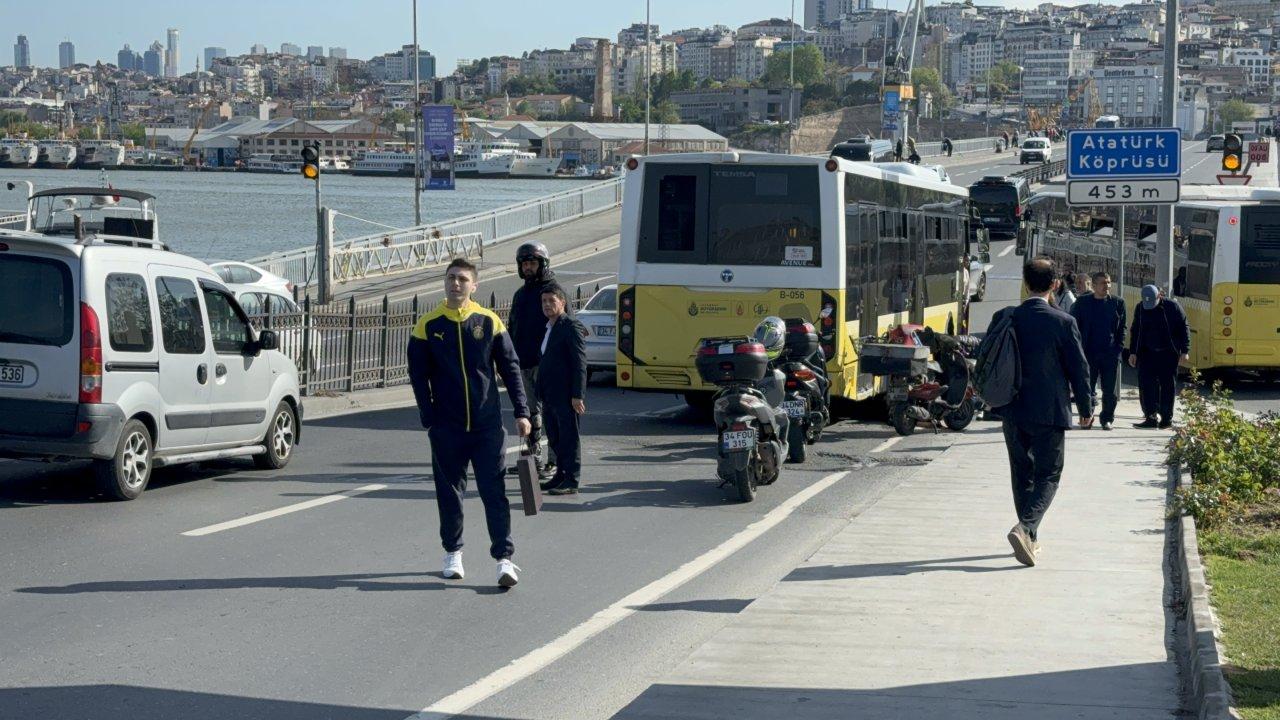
182;99;219;166
884;0;925;145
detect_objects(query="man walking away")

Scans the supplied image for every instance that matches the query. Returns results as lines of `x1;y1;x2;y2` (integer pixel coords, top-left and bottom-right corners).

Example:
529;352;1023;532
987;257;1093;567
408;259;532;588
508;242;558;478
536;285;588;495
1070;272;1126;430
1127;284;1190;429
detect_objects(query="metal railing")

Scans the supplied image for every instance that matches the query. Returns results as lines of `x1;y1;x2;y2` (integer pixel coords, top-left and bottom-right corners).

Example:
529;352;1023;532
0;212;24;230
330;231;483;284
1012;159;1066;184
249;177;625;288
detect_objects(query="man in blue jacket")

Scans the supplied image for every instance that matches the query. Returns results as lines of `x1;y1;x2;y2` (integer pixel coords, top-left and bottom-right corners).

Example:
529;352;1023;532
407;258;531;588
1070;271;1127;430
1127;284;1190;429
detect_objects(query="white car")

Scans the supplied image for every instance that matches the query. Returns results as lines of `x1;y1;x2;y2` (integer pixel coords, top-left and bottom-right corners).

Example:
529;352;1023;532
211;260;294;298
967;253;989;302
0;188;301;501
228;285;321;371
1019;138;1053;164
575;284;617;377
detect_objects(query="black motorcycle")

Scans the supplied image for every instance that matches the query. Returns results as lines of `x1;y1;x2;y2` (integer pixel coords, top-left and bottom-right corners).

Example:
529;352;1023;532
777;318;830;463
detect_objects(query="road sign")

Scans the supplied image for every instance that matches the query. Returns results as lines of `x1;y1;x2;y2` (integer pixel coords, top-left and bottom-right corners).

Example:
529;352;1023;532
1249;141;1270;164
1066;128;1181;179
883;91;900;115
882;121;898;131
1067;179;1180;206
1217;174;1252;186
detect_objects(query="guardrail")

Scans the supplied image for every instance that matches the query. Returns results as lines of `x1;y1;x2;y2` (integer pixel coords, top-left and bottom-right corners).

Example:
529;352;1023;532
0;212;24;230
330;231;483;284
249;177;625;288
1012;159;1066;184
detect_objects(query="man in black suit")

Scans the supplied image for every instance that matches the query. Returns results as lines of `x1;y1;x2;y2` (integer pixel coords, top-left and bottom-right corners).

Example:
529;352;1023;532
536;284;588;495
988;257;1093;567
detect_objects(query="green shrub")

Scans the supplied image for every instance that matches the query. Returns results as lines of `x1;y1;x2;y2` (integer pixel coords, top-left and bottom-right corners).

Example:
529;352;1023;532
1169;375;1280;528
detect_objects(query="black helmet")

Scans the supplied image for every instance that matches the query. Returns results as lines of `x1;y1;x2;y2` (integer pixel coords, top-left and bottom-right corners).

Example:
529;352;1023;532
516;242;550;280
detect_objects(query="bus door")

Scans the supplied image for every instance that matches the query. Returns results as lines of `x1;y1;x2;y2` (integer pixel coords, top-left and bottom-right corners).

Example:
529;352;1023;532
1236;206;1280;362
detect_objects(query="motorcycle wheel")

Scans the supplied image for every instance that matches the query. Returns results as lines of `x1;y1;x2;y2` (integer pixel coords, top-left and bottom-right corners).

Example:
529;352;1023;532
787;421;807;463
732;467;757;502
943;398;977;431
891;403;917;436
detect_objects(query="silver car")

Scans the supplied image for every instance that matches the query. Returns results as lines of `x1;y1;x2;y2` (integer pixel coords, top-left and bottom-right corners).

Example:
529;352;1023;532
575;284;617;377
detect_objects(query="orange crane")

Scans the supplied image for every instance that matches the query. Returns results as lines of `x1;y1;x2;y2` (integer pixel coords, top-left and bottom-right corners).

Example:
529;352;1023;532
182;99;219;166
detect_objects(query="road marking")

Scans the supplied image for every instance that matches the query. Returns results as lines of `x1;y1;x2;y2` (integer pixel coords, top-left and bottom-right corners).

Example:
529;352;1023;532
181;482;398;537
998;244;1015;258
871;436;904;454
408;470;852;720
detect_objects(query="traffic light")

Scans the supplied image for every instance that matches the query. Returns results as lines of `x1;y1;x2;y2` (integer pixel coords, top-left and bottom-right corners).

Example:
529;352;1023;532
300;143;320;180
1222;133;1243;173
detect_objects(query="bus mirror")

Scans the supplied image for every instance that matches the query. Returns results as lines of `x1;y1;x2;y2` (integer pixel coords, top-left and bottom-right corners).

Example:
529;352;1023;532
979;251;991;264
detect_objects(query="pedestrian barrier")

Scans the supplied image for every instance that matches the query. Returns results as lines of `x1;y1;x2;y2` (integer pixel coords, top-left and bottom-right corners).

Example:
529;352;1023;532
1012;159;1066;184
0;212;24;230
329;231;483;284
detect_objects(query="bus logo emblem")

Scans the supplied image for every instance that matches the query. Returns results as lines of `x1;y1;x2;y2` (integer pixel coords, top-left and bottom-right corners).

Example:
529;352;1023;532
688;302;699;317
721;269;734;283
1245;297;1253;307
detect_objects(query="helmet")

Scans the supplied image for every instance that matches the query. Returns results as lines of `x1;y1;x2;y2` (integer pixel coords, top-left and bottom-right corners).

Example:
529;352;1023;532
516;242;550;280
753;316;786;361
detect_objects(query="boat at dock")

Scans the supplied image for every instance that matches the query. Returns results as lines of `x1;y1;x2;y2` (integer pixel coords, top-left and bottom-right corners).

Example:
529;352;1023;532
243;153;304;174
36;140;77;168
453;139;561;179
0;139;39;168
78;140;127;169
350;150;415;177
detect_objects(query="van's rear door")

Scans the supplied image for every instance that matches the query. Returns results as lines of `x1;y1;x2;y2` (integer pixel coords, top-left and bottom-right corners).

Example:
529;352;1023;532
0;241;81;438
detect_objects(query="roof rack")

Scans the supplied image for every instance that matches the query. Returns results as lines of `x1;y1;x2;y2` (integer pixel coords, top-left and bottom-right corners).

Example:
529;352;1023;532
75;234;170;251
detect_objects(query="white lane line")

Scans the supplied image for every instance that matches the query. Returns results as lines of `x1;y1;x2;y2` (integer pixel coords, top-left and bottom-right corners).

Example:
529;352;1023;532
408;470;852;720
871;436;904;454
181;482;398;537
998;244;1015;258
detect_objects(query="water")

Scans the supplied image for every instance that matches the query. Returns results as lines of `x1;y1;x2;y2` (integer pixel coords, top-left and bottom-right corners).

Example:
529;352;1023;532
0;168;591;262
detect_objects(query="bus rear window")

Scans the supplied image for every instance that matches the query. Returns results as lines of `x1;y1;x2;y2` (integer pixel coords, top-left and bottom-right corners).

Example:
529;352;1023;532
970;185;1016;206
1240;207;1280;284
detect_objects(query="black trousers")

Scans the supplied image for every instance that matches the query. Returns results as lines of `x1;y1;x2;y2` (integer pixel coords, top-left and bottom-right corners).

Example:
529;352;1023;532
428;423;513;560
1137;350;1179;422
542;398;581;483
1002;420;1065;541
1087;354;1120;424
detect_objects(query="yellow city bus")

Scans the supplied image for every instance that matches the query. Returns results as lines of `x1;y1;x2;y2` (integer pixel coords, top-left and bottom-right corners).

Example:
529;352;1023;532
1022;186;1280;376
615;152;975;403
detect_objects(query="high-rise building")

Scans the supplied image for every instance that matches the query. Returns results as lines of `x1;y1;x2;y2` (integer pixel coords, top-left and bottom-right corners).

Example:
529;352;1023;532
204;46;227;71
250;43;267;56
117;44;136;71
14;34;30;68
280;43;301;56
165;28;179;77
329;47;348;59
59;40;75;68
144;41;165;76
307;45;324;60
804;0;857;29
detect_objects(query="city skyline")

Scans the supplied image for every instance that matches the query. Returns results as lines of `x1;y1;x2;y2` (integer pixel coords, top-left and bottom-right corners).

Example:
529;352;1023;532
8;0;1131;73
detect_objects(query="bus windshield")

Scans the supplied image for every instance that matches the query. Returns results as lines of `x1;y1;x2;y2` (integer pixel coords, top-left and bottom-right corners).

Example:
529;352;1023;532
1240;206;1280;284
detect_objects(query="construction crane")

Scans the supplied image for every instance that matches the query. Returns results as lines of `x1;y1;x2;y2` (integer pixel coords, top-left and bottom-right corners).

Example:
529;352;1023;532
182;99;219;166
883;0;925;144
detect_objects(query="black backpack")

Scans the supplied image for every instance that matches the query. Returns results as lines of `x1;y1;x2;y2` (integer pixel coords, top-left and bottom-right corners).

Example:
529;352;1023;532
974;311;1022;409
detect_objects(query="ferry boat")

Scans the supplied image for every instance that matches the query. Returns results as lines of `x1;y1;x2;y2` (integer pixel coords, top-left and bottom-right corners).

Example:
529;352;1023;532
0;139;38;168
78;140;126;169
350;150;415;176
36;140;77;169
453;139;560;178
319;157;351;173
243;153;304;173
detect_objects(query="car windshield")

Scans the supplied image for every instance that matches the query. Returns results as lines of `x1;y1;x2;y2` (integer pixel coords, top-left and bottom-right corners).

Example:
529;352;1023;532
584;288;617;311
1025;140;1048;148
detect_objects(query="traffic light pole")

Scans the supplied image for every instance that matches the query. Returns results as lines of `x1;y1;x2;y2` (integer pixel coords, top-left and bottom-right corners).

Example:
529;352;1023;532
1154;0;1179;293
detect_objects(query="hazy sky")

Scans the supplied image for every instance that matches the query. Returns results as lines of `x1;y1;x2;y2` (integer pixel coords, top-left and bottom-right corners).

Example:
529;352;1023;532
7;0;1127;72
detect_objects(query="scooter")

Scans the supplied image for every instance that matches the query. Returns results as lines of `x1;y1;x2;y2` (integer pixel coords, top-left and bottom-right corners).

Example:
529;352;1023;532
778;318;829;463
885;326;983;436
695;337;789;502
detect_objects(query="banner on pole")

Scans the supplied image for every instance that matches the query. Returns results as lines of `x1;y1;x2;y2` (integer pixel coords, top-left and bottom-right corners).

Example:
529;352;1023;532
422;105;455;191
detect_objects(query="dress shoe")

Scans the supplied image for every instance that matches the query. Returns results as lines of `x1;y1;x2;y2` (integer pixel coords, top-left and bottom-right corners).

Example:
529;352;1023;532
547;485;579;496
1158;420;1173;430
1133;418;1160;429
539;475;564;492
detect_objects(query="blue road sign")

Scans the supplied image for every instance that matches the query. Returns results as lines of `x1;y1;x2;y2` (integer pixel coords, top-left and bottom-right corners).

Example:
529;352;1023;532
883;121;898;131
884;91;900;115
1067;128;1181;179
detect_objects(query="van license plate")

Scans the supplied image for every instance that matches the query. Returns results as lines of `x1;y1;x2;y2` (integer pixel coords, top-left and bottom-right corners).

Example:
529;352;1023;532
722;429;756;451
782;400;806;418
0;363;24;384
595;326;615;337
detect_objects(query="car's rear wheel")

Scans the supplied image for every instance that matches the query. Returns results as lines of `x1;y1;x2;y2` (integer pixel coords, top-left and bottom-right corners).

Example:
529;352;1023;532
254;401;296;470
94;419;153;501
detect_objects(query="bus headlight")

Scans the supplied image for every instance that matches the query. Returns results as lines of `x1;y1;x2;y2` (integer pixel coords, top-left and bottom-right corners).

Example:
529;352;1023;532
1223;296;1233;305
1222;316;1232;326
1222;327;1232;337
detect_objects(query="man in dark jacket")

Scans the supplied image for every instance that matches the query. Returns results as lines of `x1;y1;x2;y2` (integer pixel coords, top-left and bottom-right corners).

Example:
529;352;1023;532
508;241;558;477
1070;271;1126;430
988;257;1093;567
407;258;531;588
536;284;588;495
1127;284;1190;429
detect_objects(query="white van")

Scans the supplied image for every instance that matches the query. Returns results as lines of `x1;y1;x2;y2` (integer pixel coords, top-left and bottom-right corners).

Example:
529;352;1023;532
0;187;301;500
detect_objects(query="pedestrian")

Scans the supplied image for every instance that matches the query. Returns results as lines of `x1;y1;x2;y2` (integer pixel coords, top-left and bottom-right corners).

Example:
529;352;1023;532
407;258;532;588
1072;272;1091;297
894;138;904;162
908;148;922;164
943;137;953;156
1012;131;1020;147
507;242;558;479
1070;271;1126;431
1053;272;1076;313
535;284;588;495
988;257;1093;567
1002;130;1010;149
1126;284;1190;429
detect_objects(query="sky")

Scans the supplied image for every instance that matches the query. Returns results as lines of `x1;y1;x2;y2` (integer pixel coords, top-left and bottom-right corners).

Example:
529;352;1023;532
6;0;1128;73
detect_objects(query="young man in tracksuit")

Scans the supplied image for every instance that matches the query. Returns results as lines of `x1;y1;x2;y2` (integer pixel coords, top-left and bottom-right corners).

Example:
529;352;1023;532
408;258;531;588
507;242;558;478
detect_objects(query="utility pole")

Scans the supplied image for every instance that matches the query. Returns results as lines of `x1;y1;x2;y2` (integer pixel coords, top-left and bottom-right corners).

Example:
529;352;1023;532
880;0;890;140
788;0;796;154
644;0;651;156
412;0;423;226
1155;0;1179;291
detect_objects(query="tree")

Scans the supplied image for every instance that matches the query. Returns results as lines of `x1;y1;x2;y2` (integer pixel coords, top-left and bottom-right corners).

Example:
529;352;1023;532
76;126;98;140
653;100;681;125
911;66;953;113
1217;99;1254;132
985;60;1021;101
617;95;644;123
843;80;881;106
120;122;147;146
761;45;825;87
651;70;697;105
504;73;558;97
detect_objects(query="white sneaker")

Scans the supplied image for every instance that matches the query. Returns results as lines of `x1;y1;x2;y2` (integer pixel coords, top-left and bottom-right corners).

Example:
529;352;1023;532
442;551;464;580
497;559;520;588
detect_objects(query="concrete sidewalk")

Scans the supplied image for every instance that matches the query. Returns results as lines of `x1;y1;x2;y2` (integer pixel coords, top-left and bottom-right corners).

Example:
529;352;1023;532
617;398;1183;720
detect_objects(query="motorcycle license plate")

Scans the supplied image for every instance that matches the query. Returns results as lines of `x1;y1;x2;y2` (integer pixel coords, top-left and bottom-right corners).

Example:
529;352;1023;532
782;400;806;418
887;388;908;402
722;429;756;451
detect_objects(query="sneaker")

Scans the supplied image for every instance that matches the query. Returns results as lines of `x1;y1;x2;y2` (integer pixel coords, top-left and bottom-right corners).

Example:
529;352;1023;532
1007;524;1036;567
1101;421;1113;431
1031;539;1042;557
1133;418;1160;429
442;551;464;580
497;559;520;588
539;474;563;492
548;484;579;496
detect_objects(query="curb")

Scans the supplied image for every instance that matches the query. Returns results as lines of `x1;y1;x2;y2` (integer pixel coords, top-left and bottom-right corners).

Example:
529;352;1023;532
1174;466;1238;720
302;386;418;421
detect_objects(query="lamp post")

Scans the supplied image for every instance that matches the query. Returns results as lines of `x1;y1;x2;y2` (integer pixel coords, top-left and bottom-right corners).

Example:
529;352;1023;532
788;0;796;154
643;0;651;156
412;0;422;226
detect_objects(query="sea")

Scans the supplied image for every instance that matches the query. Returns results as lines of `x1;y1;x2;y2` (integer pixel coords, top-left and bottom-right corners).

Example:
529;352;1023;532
0;168;593;262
